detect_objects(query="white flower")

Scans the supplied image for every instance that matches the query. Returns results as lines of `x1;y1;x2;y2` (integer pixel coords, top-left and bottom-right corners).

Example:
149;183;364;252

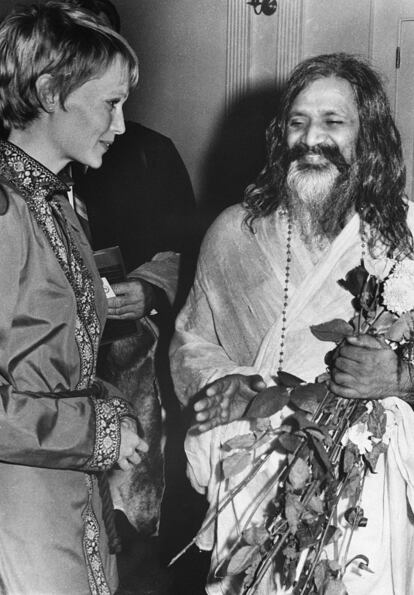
381;408;398;446
364;256;395;281
382;259;414;314
342;422;373;454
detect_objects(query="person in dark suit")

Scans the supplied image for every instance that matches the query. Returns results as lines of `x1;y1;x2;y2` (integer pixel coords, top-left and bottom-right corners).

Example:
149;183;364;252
75;119;197;299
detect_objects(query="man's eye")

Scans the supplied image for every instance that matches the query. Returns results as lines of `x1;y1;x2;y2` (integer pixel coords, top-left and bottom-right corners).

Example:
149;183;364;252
288;120;304;129
107;100;119;109
326;120;343;126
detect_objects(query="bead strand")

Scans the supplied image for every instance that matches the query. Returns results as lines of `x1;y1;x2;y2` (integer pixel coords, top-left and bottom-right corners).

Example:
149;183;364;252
360;219;367;262
278;214;292;372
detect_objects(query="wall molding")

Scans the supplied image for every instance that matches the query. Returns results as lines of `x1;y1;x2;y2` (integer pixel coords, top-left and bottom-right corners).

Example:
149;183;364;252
274;0;303;85
225;0;304;110
225;0;251;110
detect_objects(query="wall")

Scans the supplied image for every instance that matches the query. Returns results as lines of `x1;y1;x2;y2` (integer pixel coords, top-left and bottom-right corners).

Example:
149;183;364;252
118;0;228;207
302;0;373;59
0;0;405;207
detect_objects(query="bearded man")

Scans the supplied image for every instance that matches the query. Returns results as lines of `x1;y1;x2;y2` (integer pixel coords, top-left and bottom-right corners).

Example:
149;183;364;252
170;53;414;594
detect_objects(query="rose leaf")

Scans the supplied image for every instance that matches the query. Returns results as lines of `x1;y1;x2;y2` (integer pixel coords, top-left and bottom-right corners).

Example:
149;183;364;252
222;433;256;452
311;319;354;343
244;386;290;420
227;545;260;575
222;451;252;479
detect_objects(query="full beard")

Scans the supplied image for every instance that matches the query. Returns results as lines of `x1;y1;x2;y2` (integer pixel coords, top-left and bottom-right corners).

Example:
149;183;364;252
285;144;357;249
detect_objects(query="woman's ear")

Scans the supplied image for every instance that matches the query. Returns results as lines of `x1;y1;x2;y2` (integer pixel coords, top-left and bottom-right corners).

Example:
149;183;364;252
35;74;58;113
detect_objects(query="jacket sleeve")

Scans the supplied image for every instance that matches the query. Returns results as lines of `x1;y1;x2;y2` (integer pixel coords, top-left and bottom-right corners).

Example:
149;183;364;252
0;384;130;471
0;188;130;472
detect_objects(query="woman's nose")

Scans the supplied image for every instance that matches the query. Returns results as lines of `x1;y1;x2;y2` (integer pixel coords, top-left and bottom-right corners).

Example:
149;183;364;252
110;108;126;136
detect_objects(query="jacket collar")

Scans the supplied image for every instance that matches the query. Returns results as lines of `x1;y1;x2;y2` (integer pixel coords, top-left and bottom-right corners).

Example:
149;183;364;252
0;140;68;200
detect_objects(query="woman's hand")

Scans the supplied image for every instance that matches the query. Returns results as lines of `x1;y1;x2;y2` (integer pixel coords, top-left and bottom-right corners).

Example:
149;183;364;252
193;374;266;433
107;279;154;320
117;417;148;470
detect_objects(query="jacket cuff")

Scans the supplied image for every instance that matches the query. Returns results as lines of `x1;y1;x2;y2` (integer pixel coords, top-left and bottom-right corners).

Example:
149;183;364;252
83;396;137;472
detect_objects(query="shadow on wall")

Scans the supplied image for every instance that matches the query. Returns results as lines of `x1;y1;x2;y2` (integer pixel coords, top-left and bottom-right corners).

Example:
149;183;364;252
199;82;285;220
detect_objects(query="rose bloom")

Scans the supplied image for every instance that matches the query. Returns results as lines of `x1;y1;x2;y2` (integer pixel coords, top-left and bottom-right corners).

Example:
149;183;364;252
364;255;395;281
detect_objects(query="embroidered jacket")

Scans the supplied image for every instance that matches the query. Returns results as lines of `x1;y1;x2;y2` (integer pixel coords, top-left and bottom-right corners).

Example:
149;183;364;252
0;141;132;594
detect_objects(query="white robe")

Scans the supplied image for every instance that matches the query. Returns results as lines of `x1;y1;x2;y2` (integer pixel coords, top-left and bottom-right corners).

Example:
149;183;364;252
170;204;414;594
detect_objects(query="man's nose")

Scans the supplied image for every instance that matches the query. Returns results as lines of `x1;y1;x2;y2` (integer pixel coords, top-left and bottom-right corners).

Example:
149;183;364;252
110;108;126;136
300;122;326;148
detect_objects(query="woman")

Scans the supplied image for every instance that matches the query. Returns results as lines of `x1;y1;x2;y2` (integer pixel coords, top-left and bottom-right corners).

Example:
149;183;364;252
0;2;147;593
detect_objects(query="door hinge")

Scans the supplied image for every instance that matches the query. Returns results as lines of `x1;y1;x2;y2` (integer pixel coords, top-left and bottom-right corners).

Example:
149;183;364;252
396;46;401;69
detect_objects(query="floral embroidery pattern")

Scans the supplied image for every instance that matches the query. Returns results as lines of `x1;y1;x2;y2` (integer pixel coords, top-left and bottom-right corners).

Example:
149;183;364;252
110;396;137;420
82;475;111;595
87;398;121;471
0;140;100;388
85;396;137;471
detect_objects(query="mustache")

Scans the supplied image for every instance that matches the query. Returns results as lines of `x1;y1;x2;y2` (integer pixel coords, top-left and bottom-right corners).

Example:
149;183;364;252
285;142;350;174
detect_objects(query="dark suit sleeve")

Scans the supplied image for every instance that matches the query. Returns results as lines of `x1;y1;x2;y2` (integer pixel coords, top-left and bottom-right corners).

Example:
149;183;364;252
144;134;197;255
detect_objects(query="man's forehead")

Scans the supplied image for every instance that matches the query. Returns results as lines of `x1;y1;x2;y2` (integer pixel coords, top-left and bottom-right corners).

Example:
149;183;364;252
289;76;358;115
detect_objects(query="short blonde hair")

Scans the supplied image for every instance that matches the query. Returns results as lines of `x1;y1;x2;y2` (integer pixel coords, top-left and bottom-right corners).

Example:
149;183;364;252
0;1;139;131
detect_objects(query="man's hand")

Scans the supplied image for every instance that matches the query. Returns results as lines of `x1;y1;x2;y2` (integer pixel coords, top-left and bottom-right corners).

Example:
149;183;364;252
107;278;154;320
329;334;401;400
193;374;266;433
117;417;149;471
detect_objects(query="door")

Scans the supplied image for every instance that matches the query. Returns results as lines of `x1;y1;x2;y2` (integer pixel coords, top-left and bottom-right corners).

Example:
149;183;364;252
395;19;414;199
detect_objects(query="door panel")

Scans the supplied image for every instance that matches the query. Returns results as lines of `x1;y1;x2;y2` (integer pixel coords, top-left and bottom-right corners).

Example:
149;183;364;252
395;19;414;199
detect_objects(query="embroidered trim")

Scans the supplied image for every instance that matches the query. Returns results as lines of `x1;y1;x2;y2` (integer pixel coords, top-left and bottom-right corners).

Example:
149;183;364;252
110;396;137;420
85;396;137;471
0;141;100;388
0;140;67;198
86;398;122;471
82;475;111;595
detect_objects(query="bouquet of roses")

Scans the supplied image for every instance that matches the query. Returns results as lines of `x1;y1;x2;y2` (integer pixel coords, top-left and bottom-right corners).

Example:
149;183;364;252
171;257;414;594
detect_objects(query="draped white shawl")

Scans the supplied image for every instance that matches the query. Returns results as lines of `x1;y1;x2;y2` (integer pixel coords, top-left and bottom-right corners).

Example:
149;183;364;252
171;204;414;594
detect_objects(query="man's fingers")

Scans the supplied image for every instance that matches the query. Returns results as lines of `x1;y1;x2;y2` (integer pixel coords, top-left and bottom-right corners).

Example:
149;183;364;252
205;374;265;399
194;393;224;411
195;400;228;421
107;312;136;320
107;299;137;314
205;377;232;398
333;356;359;375
111;281;130;295
346;334;385;349
328;379;362;399
196;420;215;433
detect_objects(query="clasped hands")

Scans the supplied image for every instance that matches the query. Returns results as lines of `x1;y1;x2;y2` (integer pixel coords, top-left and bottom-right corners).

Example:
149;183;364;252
193;335;408;434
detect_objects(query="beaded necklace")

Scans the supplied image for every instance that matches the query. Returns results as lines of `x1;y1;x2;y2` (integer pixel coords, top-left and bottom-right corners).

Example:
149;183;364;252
277;213;293;372
277;213;367;372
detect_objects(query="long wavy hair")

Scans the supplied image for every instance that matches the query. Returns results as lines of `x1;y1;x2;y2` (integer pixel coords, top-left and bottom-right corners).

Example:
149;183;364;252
244;53;413;257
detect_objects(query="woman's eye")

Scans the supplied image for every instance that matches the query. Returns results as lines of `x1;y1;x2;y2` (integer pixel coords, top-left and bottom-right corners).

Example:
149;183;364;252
326;120;343;126
107;100;119;109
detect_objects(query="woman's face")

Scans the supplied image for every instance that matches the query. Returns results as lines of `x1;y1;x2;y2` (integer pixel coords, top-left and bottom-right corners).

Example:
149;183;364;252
48;55;130;170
